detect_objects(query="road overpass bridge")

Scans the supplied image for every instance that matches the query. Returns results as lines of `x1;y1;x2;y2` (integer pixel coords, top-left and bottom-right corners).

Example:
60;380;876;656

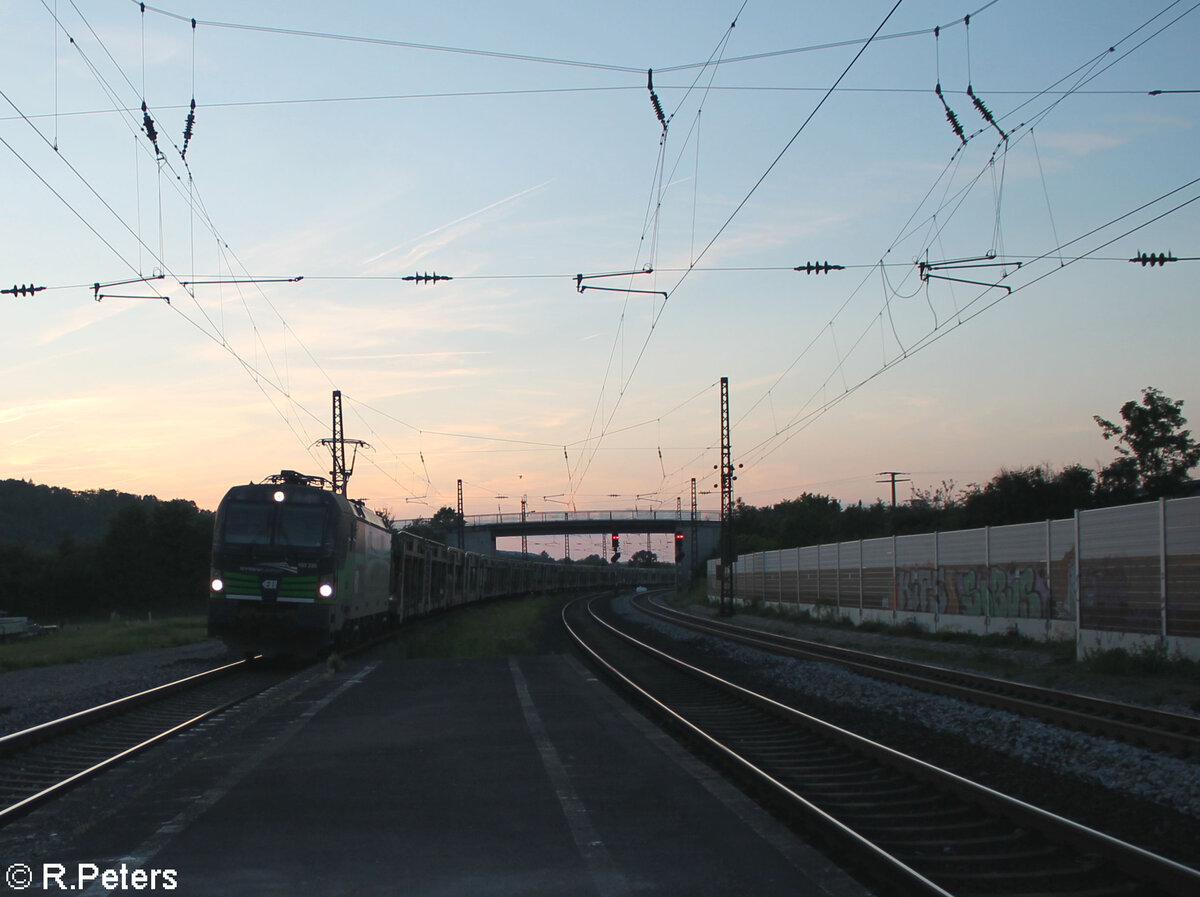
446;509;722;581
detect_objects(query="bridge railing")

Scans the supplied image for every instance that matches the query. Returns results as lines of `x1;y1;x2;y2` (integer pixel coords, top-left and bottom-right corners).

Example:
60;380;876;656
399;509;722;528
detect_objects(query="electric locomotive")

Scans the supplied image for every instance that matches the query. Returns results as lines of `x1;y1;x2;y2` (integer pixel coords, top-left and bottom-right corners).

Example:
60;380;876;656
207;471;393;656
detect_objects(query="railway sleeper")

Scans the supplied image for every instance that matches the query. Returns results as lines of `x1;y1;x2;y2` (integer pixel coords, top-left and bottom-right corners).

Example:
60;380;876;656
931;859;1129;889
848;813;1003;836
875;827;1033;851
908;842;1063;870
793;782;928;804
820;792;961;815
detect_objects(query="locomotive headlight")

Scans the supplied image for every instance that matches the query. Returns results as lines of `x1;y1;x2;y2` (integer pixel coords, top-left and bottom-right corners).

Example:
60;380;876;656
211;578;225;593
318;583;334;598
273;490;286;503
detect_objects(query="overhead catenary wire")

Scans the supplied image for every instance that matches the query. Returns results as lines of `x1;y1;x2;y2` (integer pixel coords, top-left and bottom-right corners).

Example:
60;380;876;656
3;83;1175;132
133;0;1002;77
737;175;1200;471
726;2;1200;487
8;0;1196;517
565;1;752;502
565;0;909;507
15;0;347;468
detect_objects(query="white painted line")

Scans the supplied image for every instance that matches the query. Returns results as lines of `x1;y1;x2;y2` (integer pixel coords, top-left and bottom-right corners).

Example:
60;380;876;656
509;657;631;897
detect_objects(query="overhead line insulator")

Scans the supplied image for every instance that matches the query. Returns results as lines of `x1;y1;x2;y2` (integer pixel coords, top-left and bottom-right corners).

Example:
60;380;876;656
141;101;162;158
967;84;1007;140
647;69;667;135
181;99;196;159
2;283;46;297
934;83;966;145
794;261;845;274
1130;251;1178;267
402;272;453;284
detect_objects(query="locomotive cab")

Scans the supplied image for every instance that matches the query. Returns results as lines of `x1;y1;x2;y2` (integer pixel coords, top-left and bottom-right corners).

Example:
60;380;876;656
208;473;347;656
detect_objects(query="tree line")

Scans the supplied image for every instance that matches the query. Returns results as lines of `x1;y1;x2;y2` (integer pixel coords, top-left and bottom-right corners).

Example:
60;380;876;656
0;484;212;621
0;387;1193;619
732;387;1199;554
400;387;1198;559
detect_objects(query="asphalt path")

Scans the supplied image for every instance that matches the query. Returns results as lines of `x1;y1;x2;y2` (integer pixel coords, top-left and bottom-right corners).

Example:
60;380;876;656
10;650;873;896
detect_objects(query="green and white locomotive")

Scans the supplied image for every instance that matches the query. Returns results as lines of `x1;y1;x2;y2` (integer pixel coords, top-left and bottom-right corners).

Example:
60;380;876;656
207;471;394;656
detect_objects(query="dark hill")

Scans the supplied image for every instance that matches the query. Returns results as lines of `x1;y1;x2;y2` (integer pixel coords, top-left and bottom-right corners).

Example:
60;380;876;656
0;479;206;551
0;479;214;618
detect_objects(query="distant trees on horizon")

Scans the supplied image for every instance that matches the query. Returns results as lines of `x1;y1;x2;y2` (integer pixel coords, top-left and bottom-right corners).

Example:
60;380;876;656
731;387;1199;554
0;387;1194;618
0;481;212;621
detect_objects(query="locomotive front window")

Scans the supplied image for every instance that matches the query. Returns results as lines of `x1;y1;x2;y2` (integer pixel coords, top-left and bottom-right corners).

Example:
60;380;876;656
220;501;330;548
223;504;274;545
276;506;329;548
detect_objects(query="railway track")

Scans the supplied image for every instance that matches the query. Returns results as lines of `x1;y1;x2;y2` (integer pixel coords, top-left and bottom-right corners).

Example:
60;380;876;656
631;594;1200;756
0;659;288;826
566;594;1200;897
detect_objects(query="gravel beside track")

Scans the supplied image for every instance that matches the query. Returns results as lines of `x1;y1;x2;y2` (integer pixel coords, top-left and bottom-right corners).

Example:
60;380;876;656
0;640;235;738
611;595;1200;868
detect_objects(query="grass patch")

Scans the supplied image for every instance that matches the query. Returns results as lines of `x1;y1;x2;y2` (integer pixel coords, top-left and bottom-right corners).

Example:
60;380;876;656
1082;643;1200;681
662;582;708;609
677;592;1075;662
380;594;564;660
0;617;209;672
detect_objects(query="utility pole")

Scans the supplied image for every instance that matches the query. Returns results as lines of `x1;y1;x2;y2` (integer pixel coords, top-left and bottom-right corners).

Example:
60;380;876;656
690;477;698;585
717;377;739;616
876;471;910;508
457;479;465;550
520;494;528;559
319;390;370;495
330;390;347;492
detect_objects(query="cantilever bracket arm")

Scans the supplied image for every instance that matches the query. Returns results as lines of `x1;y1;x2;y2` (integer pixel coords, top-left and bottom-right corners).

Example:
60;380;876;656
575;267;653;290
578;284;668;298
917;256;1016;294
918;267;1011;294
575;267;663;297
180;276;303;287
92;274;167;302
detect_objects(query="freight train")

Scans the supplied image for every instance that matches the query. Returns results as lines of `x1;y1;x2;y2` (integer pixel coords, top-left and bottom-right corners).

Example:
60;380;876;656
207;470;663;656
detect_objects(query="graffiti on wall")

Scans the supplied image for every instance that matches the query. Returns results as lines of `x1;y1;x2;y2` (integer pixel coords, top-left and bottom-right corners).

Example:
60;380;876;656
729;550;1082;622
896;565;940;614
895;563;1052;618
955;566;1047;618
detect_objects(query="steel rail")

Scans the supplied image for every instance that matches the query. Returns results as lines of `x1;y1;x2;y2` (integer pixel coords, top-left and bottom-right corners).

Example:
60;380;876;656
568;595;1200;897
0;610;441;828
0;658;249;757
563;597;953;897
0;658;270;826
0;705;233;825
633;595;1200;755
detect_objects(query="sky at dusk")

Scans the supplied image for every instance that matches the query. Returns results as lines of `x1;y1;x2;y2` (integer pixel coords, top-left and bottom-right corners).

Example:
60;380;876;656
2;1;1197;555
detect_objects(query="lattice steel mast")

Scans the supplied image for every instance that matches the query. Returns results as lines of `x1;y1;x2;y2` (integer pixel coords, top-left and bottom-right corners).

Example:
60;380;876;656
718;377;739;615
319;390;370;495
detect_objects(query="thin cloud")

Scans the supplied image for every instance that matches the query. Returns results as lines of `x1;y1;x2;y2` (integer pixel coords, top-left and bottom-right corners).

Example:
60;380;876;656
1034;130;1128;156
32;302;137;347
362;179;553;269
326;350;490;362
